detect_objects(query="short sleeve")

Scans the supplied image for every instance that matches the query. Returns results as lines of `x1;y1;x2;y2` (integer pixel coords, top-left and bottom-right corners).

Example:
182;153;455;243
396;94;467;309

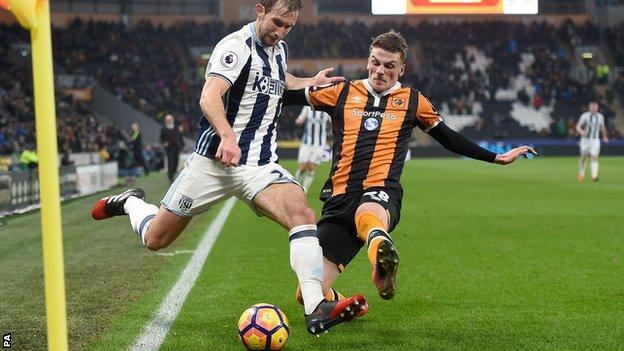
299;106;311;118
206;35;251;86
322;111;331;123
279;41;288;71
577;113;588;126
305;83;345;109
416;92;443;132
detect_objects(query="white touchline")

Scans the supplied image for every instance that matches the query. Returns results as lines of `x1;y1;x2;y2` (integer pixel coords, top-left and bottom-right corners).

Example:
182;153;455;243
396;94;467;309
154;249;195;257
129;197;237;351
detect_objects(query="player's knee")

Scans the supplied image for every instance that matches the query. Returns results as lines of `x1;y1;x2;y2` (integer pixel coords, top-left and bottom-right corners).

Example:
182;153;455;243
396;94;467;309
287;205;316;229
144;238;162;251
144;232;171;251
297;206;316;225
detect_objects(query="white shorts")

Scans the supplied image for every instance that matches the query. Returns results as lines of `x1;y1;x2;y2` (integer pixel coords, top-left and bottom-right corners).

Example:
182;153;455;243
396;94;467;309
297;144;325;165
580;138;600;157
162;153;300;217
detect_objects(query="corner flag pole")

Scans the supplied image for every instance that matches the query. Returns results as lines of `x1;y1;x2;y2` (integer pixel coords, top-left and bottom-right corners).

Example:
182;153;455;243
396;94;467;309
32;2;69;350
0;1;69;350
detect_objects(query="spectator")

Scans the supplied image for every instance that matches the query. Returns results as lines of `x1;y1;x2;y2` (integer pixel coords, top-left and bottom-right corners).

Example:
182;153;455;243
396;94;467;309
160;114;184;182
130;122;149;176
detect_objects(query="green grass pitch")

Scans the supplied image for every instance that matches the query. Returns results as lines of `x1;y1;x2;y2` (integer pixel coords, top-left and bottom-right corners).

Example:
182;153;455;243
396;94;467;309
1;156;622;350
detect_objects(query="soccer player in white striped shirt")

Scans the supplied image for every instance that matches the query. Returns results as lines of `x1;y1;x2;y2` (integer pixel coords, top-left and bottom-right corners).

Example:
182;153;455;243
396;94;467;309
295;106;330;191
91;0;366;335
575;101;609;182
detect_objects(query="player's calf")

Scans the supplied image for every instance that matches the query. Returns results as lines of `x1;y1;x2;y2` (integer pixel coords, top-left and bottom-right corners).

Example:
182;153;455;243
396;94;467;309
367;230;399;300
355;210;400;299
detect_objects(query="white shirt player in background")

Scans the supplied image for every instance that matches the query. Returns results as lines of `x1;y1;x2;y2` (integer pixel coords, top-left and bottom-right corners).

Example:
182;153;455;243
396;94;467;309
575;101;609;182
90;0;366;335
295;106;330;191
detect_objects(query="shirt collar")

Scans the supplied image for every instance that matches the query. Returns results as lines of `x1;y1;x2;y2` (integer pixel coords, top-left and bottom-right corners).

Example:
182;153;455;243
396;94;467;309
248;22;267;48
363;79;401;98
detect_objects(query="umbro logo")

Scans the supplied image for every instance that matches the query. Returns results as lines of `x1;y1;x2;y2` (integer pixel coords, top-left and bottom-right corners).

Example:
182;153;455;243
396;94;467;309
352;96;364;103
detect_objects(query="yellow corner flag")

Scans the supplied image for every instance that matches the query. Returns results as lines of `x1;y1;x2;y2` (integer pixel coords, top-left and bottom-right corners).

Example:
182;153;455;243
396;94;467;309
2;1;69;350
0;0;37;29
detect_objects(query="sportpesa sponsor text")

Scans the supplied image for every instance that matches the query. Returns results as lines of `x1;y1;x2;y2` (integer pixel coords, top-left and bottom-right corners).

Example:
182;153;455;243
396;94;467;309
352;109;398;120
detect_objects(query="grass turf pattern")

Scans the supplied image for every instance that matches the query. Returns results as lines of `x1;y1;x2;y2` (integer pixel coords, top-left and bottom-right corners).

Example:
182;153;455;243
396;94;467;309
1;157;622;350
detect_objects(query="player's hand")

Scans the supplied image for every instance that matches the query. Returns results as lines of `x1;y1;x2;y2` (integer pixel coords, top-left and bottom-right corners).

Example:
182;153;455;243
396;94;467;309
313;67;345;86
295;116;305;126
494;145;537;165
215;135;241;167
603;137;609;143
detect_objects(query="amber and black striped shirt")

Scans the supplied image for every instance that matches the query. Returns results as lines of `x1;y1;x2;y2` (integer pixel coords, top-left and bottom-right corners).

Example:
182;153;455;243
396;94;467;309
304;79;442;199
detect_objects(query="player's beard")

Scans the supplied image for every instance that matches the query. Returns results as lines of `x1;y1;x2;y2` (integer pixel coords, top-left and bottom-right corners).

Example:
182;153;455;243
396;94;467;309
264;34;280;46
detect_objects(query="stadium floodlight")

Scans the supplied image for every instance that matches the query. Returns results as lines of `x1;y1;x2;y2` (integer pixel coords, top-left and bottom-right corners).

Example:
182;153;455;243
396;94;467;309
0;1;69;350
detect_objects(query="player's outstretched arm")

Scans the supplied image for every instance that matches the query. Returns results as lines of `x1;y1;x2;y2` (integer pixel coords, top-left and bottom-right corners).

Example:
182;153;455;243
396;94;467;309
199;76;241;166
285;68;345;90
494;146;538;165
428;122;536;165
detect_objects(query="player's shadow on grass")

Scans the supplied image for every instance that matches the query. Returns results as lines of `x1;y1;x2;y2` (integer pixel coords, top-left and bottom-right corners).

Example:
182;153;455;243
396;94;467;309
302;319;410;350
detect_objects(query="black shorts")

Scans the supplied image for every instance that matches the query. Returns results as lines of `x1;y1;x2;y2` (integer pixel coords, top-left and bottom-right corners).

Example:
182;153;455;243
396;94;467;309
317;187;403;269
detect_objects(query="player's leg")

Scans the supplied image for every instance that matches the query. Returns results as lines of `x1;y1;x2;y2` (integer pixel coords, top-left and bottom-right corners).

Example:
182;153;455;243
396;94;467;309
295;163;305;183
91;153;235;251
315;215;370;316
91;187;191;250
590;140;601;181
138;153;149;176
295;258;343;304
590;156;600;181
578;156;587;182
302;146;323;191
355;189;401;300
247;167;366;334
172;151;180;179
166;149;176;182
295;145;308;183
141;207;192;250
578;141;589;182
301;162;316;191
293;257;368;317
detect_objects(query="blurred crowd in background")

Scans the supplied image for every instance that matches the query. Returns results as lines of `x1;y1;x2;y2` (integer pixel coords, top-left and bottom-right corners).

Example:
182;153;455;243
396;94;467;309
1;17;623;169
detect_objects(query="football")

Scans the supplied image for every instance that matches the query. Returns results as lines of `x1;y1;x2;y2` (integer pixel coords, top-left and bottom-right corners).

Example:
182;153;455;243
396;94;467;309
237;303;290;350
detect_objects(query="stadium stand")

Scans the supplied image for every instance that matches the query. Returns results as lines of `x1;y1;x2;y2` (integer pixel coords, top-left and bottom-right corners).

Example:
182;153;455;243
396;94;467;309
1;17;623;157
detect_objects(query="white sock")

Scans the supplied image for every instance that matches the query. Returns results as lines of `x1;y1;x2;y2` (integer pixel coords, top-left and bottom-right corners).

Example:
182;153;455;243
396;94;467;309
579;157;588;176
591;160;599;179
295;168;303;183
302;173;314;193
289;224;324;315
124;196;159;245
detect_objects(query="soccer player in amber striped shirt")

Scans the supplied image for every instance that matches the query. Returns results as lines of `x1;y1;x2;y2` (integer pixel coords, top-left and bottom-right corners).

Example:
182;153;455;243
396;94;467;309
285;30;536;308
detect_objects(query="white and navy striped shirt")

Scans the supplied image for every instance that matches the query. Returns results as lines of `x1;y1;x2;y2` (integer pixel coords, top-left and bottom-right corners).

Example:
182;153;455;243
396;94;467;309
299;106;330;148
195;22;288;165
578;111;605;140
